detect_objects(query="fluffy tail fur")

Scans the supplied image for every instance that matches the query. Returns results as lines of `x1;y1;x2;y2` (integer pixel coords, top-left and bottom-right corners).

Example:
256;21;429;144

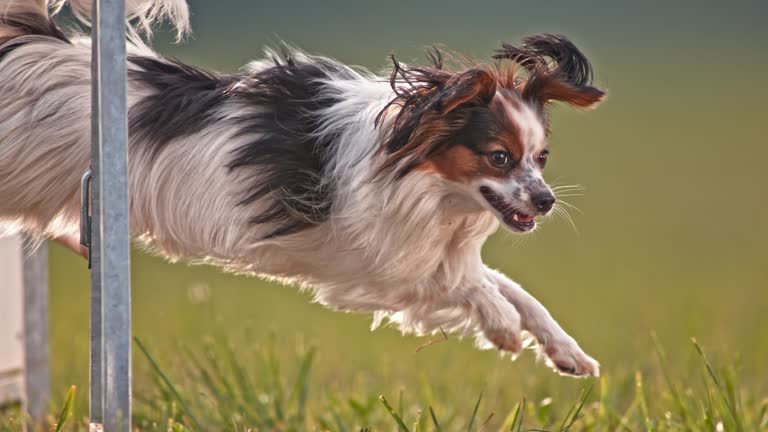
0;0;189;45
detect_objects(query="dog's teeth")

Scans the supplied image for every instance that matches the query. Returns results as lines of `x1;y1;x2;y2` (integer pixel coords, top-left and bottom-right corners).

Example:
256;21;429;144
513;214;519;221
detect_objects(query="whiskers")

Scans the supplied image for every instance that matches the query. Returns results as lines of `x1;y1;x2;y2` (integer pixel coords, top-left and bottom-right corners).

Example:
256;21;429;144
551;183;585;197
551;184;584;234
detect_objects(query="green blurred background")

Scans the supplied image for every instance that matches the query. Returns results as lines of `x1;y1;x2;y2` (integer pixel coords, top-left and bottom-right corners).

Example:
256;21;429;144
49;0;767;419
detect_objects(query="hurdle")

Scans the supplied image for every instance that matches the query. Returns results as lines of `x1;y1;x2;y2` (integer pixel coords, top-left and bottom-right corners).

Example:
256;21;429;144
85;0;133;429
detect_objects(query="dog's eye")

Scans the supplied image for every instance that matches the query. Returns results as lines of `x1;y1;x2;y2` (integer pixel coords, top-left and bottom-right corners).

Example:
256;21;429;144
488;151;511;168
537;150;549;168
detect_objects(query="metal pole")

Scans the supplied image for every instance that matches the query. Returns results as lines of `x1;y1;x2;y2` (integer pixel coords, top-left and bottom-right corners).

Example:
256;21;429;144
91;0;131;429
21;236;49;428
89;0;103;423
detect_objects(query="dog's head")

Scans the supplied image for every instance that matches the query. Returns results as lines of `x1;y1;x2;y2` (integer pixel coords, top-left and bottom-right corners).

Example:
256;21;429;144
377;34;605;232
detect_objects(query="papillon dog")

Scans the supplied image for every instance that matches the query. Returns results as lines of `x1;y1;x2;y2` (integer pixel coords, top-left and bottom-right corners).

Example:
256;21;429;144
0;0;605;376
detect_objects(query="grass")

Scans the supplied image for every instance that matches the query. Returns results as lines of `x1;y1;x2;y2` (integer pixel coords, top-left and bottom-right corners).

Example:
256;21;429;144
2;336;765;431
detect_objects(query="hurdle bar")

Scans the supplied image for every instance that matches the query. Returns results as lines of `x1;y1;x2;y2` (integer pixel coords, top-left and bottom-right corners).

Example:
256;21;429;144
88;0;132;429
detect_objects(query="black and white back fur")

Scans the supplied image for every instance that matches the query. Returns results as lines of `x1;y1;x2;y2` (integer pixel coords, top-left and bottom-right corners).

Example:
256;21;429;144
0;0;607;376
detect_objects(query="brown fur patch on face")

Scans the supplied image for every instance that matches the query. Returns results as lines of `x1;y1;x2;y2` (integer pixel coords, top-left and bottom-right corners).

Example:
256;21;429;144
415;91;532;183
382;108;470;177
416;145;480;182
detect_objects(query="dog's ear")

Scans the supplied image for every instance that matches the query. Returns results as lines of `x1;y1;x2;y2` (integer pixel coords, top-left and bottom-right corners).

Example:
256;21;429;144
493;34;605;110
526;76;605;110
436;68;497;114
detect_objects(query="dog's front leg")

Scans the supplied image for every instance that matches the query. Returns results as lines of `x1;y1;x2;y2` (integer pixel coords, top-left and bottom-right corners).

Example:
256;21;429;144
462;276;525;356
486;267;600;377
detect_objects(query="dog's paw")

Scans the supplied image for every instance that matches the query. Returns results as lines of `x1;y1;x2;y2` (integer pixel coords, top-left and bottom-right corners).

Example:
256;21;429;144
543;338;600;378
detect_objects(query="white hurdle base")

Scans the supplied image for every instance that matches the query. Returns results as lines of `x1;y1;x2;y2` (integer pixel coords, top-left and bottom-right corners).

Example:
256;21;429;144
0;236;24;406
0;234;50;426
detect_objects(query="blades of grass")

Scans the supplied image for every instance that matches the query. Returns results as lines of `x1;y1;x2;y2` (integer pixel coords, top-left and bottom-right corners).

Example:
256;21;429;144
143;345;180;419
136;388;187;426
560;386;593;432
428;406;443;432
348;398;367;418
419;375;434;405
224;343;256;404
264;334;286;422
379;395;410;432
198;343;251;426
222;343;270;426
315;415;333;431
348;396;376;423
52;385;76;432
559;397;577;432
692;338;744;432
724;364;746;429
134;337;203;430
756;399;767;430
477;412;494;432
536;397;553;426
651;332;694;429
419;407;430;432
516;398;526;432
183;346;236;425
500;401;521;431
617;382;640;430
202;341;238;405
635;371;653;432
168;418;188;432
700;372;715;430
597;376;608;429
466;391;483;432
289;346;316;425
604;406;634;432
331;408;346;432
413;409;425;432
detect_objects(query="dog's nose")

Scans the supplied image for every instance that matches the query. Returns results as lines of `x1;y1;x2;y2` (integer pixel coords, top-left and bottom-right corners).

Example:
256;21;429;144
531;192;555;213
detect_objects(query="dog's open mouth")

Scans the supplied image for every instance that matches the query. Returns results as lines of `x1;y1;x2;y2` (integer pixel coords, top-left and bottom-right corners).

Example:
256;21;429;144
479;186;536;232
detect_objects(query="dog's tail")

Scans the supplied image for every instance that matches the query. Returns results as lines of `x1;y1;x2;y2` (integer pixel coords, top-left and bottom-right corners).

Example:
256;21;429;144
0;0;189;47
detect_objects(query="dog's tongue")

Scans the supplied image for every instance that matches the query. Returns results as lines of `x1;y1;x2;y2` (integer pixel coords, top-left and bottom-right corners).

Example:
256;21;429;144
516;213;535;223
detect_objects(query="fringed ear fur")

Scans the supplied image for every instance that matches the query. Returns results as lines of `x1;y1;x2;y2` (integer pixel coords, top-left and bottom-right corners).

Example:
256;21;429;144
374;53;499;178
377;54;498;155
437;68;497;114
493;33;605;110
